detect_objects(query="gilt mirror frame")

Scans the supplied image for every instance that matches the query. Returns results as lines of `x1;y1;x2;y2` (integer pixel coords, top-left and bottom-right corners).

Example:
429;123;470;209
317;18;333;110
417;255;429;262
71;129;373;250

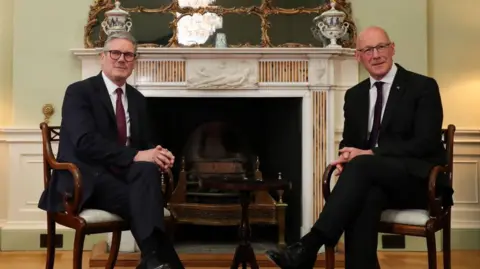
84;0;357;48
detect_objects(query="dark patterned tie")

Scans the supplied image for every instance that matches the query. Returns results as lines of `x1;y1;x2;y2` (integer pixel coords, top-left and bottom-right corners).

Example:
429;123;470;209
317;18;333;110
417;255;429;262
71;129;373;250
115;88;127;146
368;81;384;148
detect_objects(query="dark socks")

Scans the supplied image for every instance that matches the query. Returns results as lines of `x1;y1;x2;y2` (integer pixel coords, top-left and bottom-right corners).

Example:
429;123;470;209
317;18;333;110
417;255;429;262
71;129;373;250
299;227;326;254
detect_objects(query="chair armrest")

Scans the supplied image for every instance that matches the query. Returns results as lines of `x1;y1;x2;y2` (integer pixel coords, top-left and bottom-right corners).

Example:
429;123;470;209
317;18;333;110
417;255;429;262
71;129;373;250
49;160;83;215
322;164;337;201
428;165;447;218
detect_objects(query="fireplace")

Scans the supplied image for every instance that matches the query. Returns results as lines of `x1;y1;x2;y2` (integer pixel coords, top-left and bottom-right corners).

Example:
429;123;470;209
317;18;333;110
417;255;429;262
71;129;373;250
71;47;359;252
147;97;302;243
182;120;252;205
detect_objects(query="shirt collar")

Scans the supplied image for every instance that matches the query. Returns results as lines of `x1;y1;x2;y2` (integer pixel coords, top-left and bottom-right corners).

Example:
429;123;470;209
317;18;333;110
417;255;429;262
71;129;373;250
369;63;398;88
102;71;126;95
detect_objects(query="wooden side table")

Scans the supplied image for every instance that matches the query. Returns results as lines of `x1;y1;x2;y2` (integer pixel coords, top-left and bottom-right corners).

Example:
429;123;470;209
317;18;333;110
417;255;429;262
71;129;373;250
199;177;291;269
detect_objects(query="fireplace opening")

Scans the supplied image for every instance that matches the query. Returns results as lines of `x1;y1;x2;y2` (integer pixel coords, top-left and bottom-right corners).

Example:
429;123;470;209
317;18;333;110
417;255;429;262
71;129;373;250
182;120;255;204
147;97;303;246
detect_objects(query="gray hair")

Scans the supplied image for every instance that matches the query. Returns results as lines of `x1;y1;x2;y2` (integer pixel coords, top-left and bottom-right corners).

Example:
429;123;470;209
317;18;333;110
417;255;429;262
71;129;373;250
103;31;138;53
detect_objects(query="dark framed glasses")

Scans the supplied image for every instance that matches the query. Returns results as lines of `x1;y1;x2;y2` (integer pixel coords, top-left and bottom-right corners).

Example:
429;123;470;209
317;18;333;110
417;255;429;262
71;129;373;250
105;50;136;62
357;43;392;56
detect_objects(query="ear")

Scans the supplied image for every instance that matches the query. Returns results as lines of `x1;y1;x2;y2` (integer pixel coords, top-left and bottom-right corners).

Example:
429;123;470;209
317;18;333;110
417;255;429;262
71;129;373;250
354;50;361;62
390;42;396;56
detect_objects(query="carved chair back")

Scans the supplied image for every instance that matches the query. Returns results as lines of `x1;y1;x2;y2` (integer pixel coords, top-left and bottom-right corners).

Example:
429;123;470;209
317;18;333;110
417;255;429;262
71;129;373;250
40;122;60;190
442;124;456;188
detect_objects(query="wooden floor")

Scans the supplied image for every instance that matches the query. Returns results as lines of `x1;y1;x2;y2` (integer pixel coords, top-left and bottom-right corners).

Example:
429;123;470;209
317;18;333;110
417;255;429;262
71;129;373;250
0;250;478;269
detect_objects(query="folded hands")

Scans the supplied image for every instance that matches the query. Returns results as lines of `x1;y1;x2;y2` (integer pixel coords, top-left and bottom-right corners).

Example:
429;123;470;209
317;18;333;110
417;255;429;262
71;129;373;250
330;147;373;176
134;145;175;171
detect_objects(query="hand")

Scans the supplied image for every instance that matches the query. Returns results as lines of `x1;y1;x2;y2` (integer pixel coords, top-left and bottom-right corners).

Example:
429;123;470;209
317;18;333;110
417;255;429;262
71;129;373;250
133;147;158;163
134;145;175;171
154;147;175;170
338;147;373;161
330;151;350;176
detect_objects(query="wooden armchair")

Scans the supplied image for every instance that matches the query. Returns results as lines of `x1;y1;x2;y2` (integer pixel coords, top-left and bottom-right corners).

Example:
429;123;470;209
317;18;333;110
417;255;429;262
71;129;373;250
39;123;175;269
322;124;455;269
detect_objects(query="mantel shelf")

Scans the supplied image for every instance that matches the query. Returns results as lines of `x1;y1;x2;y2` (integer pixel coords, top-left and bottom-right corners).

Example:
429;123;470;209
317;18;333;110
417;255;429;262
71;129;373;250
70;46;358;92
70;47;356;58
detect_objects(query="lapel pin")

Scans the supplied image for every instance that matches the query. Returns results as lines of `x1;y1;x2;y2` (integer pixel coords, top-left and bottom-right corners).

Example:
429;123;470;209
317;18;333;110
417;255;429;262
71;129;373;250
396;86;400;90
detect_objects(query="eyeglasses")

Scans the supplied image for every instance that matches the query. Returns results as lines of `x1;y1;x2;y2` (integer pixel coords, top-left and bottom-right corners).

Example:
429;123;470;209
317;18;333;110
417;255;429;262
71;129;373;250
357;43;391;56
105;50;136;62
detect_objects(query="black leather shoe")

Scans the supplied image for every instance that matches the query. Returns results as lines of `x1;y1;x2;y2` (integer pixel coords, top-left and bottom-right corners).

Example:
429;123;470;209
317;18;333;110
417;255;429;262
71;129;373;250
136;252;172;269
265;242;308;269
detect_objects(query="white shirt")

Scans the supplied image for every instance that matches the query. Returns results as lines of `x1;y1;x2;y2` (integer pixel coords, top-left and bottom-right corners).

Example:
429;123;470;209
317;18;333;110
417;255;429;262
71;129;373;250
102;72;131;143
367;64;398;144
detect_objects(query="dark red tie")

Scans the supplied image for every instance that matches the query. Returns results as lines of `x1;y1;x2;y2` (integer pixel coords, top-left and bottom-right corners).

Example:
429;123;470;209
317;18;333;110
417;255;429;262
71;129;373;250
368;81;384;148
115;88;127;146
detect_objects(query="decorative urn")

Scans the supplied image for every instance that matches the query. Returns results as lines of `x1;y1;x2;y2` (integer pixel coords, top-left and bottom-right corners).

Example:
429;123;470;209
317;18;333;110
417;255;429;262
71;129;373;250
311;0;350;48
101;1;132;35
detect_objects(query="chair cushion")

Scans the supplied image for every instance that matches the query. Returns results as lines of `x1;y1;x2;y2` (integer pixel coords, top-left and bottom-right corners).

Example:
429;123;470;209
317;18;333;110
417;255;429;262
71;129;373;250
380;209;430;226
79;208;171;223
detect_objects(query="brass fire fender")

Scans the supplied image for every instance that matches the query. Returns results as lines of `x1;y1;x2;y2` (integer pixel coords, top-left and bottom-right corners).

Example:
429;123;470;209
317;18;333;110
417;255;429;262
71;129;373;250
84;0;357;48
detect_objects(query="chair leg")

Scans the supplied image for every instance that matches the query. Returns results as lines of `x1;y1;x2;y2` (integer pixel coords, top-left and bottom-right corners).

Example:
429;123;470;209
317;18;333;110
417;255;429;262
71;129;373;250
325;246;335;269
106;230;122;269
73;230;86;269
426;231;437;269
45;213;56;269
443;215;452;269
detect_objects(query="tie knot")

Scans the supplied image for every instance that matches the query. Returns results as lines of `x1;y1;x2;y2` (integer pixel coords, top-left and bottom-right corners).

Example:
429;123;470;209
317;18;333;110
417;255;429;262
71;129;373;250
374;81;384;91
115;88;123;96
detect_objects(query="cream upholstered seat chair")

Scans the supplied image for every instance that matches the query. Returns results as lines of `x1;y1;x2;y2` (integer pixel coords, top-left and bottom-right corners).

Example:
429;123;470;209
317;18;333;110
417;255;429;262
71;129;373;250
40;123;175;269
82;201;173;253
79;209;124;223
380;209;430;226
322;124;456;269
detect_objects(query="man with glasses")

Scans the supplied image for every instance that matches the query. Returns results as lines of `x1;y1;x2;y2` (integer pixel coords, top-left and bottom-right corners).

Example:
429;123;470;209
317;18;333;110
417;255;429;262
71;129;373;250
265;26;452;268
38;31;183;269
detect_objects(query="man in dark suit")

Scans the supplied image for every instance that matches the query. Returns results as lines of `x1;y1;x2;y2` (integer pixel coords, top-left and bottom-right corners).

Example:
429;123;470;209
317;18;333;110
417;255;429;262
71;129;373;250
265;26;453;268
38;31;183;269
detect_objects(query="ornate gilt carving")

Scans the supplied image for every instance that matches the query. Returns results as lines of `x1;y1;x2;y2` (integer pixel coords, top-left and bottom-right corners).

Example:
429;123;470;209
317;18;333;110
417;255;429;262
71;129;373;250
84;0;357;48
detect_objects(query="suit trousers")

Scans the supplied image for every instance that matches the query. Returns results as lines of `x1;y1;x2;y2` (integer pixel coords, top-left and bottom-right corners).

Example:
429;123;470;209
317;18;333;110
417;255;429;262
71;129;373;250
313;155;427;268
83;161;166;244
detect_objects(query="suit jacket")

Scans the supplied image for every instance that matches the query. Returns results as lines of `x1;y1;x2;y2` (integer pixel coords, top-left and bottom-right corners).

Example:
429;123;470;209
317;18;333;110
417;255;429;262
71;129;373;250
38;72;154;212
339;63;453;206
